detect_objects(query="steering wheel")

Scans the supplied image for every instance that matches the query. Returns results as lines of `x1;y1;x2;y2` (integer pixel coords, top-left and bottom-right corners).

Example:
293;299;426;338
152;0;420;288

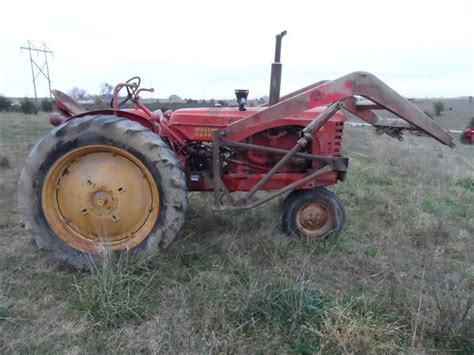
111;76;142;108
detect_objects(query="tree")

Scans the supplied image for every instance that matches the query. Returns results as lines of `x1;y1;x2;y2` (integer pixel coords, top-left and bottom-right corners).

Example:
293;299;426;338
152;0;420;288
93;95;107;109
20;97;37;114
433;100;445;116
468;117;474;129
41;98;53;112
100;83;114;99
258;95;269;104
169;94;182;102
68;87;88;100
0;95;12;111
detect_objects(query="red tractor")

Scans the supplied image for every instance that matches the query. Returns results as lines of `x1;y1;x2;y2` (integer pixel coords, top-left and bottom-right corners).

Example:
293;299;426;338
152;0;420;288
19;32;455;268
460;118;474;144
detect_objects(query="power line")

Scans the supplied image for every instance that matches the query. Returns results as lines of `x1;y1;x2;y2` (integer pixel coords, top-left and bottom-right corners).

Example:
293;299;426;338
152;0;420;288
20;40;53;104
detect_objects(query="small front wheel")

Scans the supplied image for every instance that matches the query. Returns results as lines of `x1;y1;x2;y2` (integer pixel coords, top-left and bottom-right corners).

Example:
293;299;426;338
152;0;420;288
282;187;345;240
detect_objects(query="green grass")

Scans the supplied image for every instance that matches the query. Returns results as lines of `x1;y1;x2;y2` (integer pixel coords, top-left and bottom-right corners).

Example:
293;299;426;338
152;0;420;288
0;299;13;319
237;280;329;352
341;286;399;324
421;193;472;219
456;176;474;191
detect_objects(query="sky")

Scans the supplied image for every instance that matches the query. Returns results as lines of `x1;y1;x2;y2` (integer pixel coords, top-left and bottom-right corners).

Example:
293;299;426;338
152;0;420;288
0;0;473;99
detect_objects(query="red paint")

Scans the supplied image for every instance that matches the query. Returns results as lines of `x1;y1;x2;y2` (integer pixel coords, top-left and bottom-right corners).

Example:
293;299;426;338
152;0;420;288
461;128;474;144
167;107;344;142
66;109;157;132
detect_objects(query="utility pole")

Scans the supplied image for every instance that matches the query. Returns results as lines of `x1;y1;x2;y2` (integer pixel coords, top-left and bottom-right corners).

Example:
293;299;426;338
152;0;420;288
20;40;53;105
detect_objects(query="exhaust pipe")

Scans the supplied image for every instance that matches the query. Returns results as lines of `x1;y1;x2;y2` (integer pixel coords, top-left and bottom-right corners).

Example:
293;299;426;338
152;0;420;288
268;30;287;106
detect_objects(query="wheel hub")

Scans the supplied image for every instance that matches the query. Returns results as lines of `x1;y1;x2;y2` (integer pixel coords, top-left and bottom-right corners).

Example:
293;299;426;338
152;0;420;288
93;192;109;207
296;202;331;237
42;145;160;253
89;189;116;216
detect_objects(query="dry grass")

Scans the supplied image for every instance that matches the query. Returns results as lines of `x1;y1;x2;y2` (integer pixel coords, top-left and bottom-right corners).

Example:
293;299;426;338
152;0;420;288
410;97;474;130
367;97;474;131
71;252;160;329
1;112;473;353
311;294;406;354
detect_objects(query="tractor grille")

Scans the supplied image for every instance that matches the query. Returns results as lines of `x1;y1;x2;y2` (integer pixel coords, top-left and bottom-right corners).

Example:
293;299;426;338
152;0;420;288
334;121;344;156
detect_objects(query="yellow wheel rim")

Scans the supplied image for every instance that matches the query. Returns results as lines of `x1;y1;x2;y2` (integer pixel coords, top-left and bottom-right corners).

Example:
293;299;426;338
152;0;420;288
42;145;160;253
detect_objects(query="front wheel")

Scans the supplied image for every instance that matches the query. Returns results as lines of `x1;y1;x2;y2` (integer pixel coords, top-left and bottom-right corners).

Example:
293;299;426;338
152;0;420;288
282;187;345;240
18;115;188;269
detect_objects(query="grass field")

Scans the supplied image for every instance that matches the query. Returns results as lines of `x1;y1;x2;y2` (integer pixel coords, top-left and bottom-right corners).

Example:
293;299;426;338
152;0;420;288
374;97;473;131
0;111;473;353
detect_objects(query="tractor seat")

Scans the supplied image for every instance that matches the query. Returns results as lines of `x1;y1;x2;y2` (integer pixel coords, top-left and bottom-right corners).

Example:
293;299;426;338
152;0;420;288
51;89;86;117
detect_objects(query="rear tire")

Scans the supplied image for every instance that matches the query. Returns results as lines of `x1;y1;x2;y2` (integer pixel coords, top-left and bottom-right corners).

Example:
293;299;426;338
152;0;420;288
282;187;345;240
18;115;187;269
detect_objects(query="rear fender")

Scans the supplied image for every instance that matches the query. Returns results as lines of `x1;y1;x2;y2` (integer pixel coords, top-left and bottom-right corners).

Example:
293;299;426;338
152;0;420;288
66;109;157;133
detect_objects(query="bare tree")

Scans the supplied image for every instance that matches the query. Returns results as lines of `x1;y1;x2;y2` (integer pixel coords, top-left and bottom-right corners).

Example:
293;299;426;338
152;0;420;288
100;83;114;100
68;87;88;100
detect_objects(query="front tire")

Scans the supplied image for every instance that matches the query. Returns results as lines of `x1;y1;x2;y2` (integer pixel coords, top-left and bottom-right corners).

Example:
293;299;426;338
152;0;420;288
18;115;187;269
282;187;345;240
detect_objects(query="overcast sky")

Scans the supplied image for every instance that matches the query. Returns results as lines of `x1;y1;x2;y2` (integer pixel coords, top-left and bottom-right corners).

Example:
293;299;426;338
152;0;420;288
0;0;473;99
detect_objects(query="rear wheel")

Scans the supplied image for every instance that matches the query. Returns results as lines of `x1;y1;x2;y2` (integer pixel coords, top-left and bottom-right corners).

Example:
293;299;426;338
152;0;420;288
282;187;345;240
18;115;187;269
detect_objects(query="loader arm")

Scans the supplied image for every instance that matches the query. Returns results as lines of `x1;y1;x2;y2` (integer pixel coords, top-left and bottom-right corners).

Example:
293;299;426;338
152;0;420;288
224;71;455;147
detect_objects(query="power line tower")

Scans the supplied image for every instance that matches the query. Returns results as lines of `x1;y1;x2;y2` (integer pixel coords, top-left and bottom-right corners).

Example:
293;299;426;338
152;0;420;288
20;40;53;104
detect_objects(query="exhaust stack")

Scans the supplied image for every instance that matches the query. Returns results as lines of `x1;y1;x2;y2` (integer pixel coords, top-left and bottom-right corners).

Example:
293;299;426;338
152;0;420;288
268;30;287;106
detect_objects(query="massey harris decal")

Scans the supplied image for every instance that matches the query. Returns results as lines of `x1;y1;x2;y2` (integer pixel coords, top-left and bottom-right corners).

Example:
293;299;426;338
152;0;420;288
194;126;214;138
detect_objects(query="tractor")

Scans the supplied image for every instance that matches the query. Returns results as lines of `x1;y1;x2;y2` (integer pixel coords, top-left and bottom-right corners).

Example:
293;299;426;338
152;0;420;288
460;118;474;144
18;32;455;269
